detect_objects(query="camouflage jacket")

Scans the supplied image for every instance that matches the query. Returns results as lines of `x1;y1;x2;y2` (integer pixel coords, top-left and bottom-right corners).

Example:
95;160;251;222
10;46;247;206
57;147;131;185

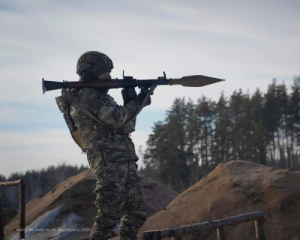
56;87;140;163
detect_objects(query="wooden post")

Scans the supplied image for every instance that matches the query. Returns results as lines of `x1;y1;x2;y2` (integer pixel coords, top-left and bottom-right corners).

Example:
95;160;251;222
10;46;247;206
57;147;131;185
142;231;161;240
0;198;4;240
255;218;266;240
19;180;26;239
217;227;227;240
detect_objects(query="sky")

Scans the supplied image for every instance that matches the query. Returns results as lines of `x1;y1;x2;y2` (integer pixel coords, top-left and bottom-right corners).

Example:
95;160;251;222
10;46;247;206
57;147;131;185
0;0;299;177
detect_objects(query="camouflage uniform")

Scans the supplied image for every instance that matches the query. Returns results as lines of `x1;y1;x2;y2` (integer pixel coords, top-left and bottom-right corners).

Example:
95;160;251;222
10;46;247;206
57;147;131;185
56;85;146;239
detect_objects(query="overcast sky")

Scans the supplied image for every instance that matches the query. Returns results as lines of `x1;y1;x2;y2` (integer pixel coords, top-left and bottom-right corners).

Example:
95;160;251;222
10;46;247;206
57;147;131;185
0;0;299;177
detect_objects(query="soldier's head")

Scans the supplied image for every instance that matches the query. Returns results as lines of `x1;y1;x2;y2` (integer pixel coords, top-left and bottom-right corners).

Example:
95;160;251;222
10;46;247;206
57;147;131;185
76;51;114;82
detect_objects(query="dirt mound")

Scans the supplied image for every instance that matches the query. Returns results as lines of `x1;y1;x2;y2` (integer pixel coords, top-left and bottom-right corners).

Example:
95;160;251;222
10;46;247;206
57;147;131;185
139;160;300;240
4;170;177;240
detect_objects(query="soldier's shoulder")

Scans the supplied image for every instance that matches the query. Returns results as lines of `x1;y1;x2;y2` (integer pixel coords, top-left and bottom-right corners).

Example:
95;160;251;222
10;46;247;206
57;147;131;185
78;88;115;106
78;88;98;101
97;92;115;104
78;87;98;96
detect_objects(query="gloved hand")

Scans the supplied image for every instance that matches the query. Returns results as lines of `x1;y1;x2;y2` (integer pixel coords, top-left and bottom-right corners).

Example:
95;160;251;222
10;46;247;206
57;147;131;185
122;87;137;105
137;88;151;106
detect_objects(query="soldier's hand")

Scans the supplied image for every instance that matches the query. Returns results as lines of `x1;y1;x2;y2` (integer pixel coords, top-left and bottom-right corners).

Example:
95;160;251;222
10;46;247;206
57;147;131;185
122;87;137;105
137;89;151;106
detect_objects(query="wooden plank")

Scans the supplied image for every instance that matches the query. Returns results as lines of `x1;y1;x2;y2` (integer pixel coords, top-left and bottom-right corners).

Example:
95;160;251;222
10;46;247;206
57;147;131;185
0;180;22;187
159;211;264;238
19;180;26;239
0;198;4;240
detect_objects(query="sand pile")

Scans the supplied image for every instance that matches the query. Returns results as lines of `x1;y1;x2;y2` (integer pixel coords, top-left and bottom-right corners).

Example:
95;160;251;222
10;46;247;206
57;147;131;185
4;170;177;240
139;160;300;240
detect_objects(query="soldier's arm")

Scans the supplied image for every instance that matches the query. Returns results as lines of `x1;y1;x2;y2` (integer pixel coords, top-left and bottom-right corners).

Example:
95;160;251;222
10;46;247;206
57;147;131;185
130;118;137;128
96;98;140;129
79;88;140;129
121;87;137;128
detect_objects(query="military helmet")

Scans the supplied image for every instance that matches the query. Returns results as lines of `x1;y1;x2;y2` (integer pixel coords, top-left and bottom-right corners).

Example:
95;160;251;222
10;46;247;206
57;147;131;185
76;51;114;81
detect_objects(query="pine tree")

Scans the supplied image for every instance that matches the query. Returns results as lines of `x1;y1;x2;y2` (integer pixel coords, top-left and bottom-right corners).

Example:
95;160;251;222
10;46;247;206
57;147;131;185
287;77;300;169
250;89;267;165
195;97;216;175
185;99;200;185
213;93;230;164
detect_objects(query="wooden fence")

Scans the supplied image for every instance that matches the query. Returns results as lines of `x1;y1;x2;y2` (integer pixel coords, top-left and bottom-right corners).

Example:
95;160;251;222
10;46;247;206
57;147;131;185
0;180;26;240
142;211;265;240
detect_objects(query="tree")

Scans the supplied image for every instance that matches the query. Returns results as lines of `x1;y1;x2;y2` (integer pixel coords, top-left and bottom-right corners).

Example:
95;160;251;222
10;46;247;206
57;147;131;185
142;76;300;192
249;89;267;165
213;93;230;164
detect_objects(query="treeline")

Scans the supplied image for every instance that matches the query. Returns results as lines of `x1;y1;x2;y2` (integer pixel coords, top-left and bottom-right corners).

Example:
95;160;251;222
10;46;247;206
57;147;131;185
140;77;300;192
0;164;88;210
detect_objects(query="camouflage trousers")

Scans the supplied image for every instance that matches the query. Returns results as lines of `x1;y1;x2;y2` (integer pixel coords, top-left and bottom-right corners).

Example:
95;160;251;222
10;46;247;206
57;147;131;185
88;156;146;240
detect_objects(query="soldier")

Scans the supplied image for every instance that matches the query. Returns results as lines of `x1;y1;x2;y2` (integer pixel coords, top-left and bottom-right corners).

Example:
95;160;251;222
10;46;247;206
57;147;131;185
56;51;149;240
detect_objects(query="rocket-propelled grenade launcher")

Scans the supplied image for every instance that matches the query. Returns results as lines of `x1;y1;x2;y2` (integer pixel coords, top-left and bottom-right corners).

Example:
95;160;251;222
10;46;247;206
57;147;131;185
42;72;225;94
